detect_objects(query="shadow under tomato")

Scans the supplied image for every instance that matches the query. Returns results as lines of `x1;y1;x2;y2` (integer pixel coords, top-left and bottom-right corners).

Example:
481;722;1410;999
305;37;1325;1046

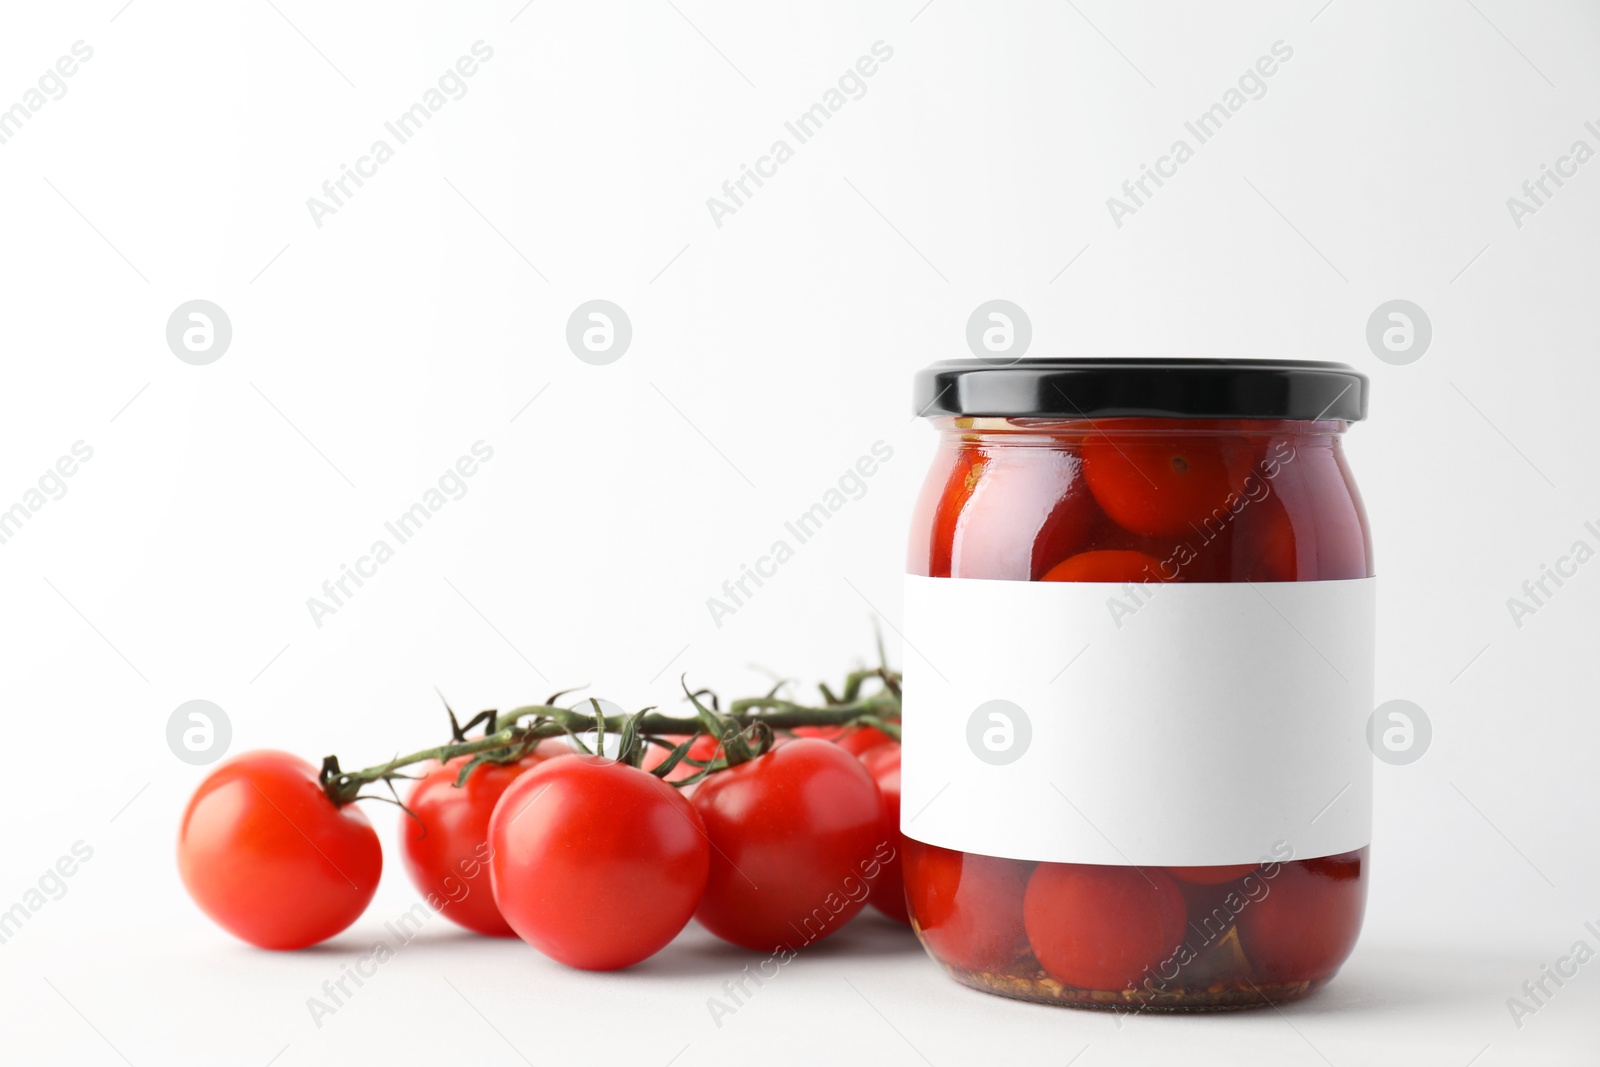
271;925;508;956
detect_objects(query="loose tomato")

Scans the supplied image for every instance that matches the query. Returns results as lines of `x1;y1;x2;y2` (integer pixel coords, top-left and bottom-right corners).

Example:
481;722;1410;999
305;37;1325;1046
1237;850;1366;983
1023;863;1187;991
903;841;1032;973
1041;549;1169;583
488;756;708;970
178;750;382;950
860;744;909;924
692;739;886;953
401;755;544;938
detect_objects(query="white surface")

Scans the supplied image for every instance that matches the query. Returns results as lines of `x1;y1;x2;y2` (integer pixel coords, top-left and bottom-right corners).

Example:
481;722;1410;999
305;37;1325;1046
0;0;1597;1063
902;575;1376;866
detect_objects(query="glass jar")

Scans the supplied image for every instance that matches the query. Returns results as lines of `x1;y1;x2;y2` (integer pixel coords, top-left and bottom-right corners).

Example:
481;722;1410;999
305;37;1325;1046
901;359;1373;1012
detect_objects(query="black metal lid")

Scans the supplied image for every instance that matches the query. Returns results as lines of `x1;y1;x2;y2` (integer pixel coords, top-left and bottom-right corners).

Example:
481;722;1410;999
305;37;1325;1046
914;359;1367;422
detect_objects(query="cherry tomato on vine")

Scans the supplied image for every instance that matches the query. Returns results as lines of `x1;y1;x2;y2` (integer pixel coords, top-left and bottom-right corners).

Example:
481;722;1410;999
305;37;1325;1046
178;750;382;950
1041;549;1169;583
903;841;1031;973
792;723;897;757
692;739;886;953
839;725;899;757
1237;850;1366;983
1023;863;1187;990
401;755;545;938
641;733;723;786
533;736;582;760
488;755;709;971
860;743;908;924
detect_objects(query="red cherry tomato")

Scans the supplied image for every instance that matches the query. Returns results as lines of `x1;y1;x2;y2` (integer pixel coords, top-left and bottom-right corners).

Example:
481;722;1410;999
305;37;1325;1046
860;744;909;924
1253;444;1371;581
401;756;544;938
488;756;709;970
178;750;382;950
904;841;1032;972
1023;863;1187;990
692;739;886;952
1233;491;1298;581
838;726;897;757
1165;863;1258;886
1082;427;1246;539
1041;549;1169;583
641;733;723;786
924;446;985;577
533;736;582;760
792;723;898;757
950;447;1099;579
1237;850;1366;983
790;724;846;742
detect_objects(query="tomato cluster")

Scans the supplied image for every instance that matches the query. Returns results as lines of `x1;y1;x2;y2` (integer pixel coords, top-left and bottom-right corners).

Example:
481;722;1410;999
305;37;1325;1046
904;418;1372;1008
177;717;910;969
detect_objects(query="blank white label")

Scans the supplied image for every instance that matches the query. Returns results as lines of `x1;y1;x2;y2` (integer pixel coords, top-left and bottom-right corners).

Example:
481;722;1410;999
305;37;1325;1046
901;575;1375;866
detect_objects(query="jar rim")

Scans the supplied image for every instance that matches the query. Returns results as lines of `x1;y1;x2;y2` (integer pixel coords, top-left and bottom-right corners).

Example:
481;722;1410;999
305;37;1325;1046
914;359;1367;423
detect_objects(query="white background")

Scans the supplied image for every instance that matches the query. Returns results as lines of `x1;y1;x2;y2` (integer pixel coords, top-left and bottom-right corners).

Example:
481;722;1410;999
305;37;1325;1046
1;0;1597;1063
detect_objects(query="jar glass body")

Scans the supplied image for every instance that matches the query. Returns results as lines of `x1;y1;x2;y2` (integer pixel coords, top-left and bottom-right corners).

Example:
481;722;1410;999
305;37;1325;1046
903;416;1372;1011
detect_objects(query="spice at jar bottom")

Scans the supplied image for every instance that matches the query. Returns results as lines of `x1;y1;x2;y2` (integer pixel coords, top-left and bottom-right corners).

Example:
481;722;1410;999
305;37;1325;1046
900;359;1373;1011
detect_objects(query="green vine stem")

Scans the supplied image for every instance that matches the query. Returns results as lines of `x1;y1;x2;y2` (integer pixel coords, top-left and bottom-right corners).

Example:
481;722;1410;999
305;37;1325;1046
320;669;901;807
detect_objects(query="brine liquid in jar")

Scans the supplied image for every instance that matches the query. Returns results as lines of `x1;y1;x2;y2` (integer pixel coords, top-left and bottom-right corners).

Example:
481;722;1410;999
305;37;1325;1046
902;359;1373;1012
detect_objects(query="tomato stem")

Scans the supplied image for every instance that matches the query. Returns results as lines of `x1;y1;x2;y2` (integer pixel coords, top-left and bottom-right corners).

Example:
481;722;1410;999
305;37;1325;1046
320;668;901;806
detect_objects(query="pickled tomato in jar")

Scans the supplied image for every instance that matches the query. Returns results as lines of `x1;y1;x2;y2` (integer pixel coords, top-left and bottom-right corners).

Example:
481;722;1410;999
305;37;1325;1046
902;360;1373;1011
